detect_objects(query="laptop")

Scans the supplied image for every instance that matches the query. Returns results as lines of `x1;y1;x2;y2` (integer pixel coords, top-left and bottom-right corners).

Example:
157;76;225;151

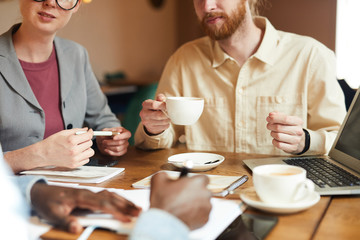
244;87;360;195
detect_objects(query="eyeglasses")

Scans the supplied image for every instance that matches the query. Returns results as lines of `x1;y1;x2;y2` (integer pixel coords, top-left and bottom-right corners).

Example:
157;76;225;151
33;0;79;11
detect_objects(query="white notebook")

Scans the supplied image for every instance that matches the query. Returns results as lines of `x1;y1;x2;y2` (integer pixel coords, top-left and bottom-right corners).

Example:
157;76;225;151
20;166;124;183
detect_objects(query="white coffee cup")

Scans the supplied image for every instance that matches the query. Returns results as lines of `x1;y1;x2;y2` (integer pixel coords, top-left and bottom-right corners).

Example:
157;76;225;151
253;164;315;204
164;97;204;125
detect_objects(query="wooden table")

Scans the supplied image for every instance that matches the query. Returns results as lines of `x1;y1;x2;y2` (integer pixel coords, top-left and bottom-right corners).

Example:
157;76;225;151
41;147;360;240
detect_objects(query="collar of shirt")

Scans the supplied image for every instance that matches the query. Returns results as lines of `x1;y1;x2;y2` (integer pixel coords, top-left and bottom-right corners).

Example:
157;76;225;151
210;17;280;68
212;40;235;68
253;17;280;66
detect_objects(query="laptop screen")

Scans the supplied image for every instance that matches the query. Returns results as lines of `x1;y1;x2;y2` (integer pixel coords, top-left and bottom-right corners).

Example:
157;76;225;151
334;89;360;159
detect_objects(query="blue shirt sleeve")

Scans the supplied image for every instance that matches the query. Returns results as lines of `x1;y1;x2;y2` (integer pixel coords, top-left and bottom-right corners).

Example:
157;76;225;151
13;175;47;206
130;208;190;240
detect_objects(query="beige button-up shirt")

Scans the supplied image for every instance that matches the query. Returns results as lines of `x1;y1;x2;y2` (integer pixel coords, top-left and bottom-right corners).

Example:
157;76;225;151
135;17;346;156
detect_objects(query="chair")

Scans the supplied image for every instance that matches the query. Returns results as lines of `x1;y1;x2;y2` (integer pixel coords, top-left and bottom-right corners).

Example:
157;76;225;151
338;79;356;111
122;83;158;145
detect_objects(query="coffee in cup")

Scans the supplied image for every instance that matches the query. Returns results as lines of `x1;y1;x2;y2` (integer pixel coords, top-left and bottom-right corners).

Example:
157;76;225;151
252;164;315;204
164;97;204;125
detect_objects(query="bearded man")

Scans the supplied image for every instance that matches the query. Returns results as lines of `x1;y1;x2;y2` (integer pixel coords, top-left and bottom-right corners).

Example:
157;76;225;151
134;0;346;156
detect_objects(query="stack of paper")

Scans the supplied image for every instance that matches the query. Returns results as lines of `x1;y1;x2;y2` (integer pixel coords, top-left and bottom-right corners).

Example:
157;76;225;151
20;166;124;183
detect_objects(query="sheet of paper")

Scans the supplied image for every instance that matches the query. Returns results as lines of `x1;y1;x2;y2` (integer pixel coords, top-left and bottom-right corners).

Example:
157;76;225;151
28;216;51;240
29;186;245;240
47;181;79;187
75;189;151;234
77;188;244;239
20;166;125;183
190;198;245;240
132;170;243;192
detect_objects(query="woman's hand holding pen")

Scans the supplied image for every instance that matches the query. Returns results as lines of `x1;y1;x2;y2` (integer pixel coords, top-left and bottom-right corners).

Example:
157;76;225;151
37;128;94;168
149;172;212;230
5;128;95;173
96;127;131;156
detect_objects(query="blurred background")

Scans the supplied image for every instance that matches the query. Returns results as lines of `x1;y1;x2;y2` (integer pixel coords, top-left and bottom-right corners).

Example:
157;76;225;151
0;0;341;84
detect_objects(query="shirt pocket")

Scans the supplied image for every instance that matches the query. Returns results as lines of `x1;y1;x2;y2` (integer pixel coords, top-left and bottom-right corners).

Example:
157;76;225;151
256;95;305;151
185;97;229;149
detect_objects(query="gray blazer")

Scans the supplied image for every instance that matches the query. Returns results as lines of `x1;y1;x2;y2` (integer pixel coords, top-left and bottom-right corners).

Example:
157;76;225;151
0;24;120;151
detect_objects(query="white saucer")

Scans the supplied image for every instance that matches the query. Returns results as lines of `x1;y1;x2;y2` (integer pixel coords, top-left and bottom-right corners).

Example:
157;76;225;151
240;187;320;214
168;152;225;171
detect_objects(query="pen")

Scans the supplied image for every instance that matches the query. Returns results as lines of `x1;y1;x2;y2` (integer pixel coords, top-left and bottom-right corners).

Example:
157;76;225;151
204;159;220;165
75;131;120;136
179;167;189;178
179;160;194;178
213;175;249;197
77;225;98;240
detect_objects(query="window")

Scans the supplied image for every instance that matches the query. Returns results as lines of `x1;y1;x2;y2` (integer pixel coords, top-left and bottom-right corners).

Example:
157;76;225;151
336;0;360;88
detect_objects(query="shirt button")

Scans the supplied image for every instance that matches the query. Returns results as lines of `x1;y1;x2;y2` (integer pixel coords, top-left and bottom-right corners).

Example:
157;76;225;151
179;135;186;144
238;121;245;127
238;88;244;94
67;124;73;129
275;96;283;104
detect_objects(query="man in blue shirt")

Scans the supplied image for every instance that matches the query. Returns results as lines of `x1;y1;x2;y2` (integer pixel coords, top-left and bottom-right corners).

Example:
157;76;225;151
1;145;211;239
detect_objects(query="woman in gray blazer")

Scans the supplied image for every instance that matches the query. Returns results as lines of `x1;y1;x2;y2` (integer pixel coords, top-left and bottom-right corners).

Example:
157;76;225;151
0;0;131;173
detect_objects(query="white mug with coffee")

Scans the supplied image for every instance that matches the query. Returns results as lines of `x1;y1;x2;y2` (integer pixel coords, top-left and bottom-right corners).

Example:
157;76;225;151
164;97;204;125
253;164;315;204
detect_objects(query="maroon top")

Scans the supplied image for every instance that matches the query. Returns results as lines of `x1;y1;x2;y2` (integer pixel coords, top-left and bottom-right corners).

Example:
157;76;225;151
19;46;64;139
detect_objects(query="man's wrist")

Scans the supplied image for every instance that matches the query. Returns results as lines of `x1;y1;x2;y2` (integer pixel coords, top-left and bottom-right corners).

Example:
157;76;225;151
296;129;310;155
143;126;163;136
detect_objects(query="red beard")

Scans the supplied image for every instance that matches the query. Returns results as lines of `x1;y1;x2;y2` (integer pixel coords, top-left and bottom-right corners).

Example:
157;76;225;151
201;2;246;40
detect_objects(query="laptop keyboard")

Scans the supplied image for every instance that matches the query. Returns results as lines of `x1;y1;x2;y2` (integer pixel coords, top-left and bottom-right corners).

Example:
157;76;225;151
283;157;360;188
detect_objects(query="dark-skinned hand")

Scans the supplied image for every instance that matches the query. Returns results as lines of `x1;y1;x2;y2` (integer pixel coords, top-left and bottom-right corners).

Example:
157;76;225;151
149;172;212;230
30;183;142;234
